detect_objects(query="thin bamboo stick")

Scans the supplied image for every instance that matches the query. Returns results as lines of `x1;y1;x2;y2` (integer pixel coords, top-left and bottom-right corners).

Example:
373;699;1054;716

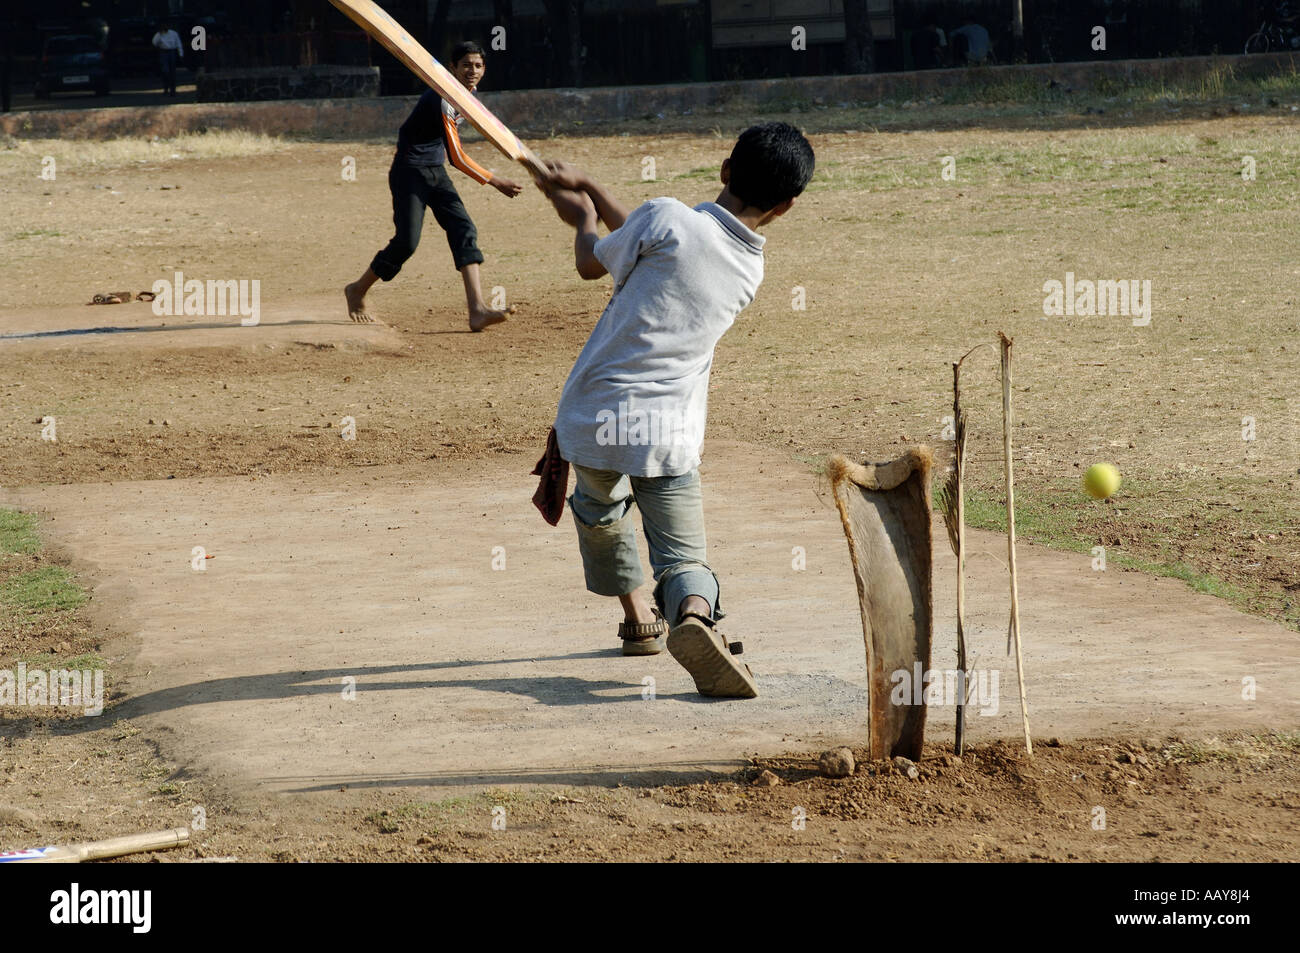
999;332;1032;757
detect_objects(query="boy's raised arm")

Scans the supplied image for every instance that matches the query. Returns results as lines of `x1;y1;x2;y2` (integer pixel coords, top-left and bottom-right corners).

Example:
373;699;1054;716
546;161;630;230
546;188;608;280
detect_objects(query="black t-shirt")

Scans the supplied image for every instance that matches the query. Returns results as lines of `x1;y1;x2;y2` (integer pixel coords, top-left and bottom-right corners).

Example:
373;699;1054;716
395;89;448;168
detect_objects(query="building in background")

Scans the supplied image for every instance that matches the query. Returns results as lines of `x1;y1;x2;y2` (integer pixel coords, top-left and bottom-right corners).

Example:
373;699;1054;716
0;0;1272;101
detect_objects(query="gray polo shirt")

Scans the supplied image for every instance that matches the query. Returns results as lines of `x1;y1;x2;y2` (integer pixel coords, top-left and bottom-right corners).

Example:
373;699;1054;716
554;197;765;477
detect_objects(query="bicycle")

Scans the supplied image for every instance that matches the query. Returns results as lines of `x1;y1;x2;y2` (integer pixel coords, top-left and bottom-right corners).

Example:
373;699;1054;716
1245;8;1300;52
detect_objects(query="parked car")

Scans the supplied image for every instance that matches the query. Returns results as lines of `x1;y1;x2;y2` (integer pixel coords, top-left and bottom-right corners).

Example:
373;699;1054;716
35;34;109;97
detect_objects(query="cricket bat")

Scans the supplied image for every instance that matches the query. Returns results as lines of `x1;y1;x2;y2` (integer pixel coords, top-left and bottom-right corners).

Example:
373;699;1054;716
327;0;548;181
0;828;190;863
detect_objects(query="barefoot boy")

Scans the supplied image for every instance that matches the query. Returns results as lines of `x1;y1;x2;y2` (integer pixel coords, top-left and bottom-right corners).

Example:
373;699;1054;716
540;122;815;697
346;41;521;331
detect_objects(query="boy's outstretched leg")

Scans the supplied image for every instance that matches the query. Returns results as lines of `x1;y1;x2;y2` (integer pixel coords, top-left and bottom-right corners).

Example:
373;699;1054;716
345;268;380;324
461;263;516;332
632;471;758;698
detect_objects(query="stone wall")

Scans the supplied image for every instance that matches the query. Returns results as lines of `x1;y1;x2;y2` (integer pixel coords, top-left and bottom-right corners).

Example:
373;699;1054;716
195;66;380;104
4;52;1297;141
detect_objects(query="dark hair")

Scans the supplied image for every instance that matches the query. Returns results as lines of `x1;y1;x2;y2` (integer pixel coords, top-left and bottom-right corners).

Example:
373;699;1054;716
451;40;485;64
726;122;815;212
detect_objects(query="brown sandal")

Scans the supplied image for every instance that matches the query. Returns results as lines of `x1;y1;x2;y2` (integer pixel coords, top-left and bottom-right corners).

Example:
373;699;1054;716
666;611;757;698
618;610;668;656
88;291;132;305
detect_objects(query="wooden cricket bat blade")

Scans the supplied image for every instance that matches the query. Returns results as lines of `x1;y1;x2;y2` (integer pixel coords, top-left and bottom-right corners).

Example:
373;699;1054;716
326;0;548;181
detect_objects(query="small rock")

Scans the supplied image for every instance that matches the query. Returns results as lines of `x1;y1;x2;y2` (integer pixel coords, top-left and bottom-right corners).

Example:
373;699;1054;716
819;747;855;778
56;642;71;654
892;756;920;780
948;755;963;768
751;769;782;787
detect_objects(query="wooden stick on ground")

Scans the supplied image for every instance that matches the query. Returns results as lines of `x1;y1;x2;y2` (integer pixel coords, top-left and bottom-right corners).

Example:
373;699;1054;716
999;332;1033;757
952;362;968;755
3;827;190;864
939;345;986;756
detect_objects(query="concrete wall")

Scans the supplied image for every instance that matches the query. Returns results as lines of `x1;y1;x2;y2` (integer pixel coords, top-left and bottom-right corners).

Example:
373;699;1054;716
3;51;1297;141
196;66;381;103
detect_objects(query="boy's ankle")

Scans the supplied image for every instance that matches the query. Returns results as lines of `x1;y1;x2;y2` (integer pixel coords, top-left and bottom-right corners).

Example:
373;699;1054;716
676;596;713;624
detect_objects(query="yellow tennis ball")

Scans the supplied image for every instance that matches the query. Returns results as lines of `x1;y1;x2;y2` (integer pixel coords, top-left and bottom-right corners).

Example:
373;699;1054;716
1083;463;1121;499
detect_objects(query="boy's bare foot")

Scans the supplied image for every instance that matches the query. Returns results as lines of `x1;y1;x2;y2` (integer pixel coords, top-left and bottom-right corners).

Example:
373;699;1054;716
469;304;516;332
345;282;375;324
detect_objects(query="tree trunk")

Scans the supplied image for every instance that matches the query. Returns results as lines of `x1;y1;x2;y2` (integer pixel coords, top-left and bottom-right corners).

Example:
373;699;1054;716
842;0;875;73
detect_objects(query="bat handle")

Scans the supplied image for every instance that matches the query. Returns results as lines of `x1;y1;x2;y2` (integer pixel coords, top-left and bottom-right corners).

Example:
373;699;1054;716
519;148;550;185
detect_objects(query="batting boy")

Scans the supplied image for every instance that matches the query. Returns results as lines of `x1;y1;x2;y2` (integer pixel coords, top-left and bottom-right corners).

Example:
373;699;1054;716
346;41;521;331
540;122;815;698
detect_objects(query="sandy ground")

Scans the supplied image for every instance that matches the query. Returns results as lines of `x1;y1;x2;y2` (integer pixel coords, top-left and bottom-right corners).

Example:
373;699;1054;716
0;294;403;353
2;113;1298;862
4;441;1295;798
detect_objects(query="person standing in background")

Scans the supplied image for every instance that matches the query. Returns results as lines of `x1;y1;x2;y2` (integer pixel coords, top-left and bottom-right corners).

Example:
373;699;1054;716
152;19;184;96
951;18;993;65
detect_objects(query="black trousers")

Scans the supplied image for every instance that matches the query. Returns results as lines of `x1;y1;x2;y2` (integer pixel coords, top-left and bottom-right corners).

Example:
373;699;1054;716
159;50;179;94
370;162;484;281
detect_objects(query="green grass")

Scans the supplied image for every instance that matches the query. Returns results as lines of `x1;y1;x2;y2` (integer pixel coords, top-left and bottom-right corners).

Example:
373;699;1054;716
960;487;1268;622
15;650;103;667
0;512;96;672
9;229;61;240
139;760;170;781
0;566;87;617
804;133;1300;215
866;62;1300;118
0;510;40;555
1163;732;1300;764
17;651;58;667
1164;738;1241;764
1260;730;1300;751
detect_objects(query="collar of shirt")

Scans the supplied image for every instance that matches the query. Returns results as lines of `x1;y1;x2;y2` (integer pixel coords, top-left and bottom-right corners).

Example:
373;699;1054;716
694;201;765;253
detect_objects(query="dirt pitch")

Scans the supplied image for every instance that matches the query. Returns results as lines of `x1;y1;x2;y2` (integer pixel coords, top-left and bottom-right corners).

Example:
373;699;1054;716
2;97;1299;862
